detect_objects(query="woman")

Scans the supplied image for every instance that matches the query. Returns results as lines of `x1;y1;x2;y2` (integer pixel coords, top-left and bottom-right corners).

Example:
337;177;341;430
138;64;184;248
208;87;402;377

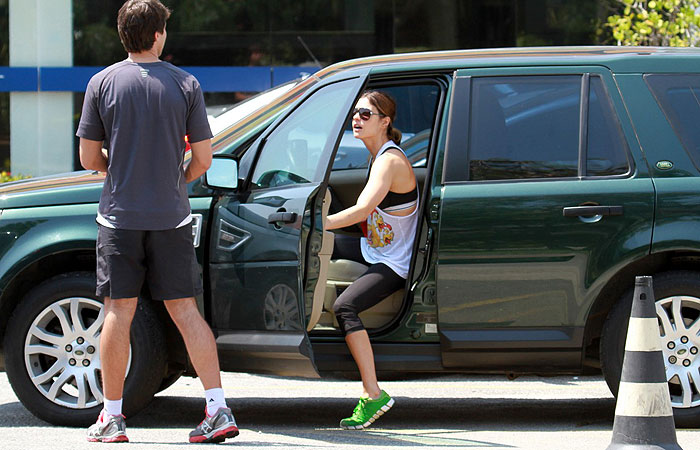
325;90;419;429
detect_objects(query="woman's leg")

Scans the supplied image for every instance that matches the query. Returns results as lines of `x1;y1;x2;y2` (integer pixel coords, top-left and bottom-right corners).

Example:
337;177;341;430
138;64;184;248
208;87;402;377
331;234;365;263
333;263;404;428
345;329;380;398
333;263;404;397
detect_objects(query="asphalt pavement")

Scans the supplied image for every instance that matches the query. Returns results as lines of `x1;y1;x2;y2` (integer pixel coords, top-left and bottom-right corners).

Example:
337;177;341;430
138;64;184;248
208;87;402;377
1;371;698;449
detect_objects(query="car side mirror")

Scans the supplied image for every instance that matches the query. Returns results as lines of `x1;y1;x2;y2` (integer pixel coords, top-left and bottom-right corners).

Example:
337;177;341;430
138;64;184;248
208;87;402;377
204;156;238;190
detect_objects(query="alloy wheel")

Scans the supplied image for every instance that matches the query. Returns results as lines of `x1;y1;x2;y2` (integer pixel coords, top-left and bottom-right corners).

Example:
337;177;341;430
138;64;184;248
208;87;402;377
657;295;700;408
263;284;301;330
23;297;131;409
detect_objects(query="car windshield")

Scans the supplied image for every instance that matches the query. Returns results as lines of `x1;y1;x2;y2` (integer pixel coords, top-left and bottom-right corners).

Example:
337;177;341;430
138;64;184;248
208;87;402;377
208;81;299;135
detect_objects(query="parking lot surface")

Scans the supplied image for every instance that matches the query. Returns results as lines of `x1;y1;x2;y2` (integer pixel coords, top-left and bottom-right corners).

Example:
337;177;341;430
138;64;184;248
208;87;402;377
1;372;698;449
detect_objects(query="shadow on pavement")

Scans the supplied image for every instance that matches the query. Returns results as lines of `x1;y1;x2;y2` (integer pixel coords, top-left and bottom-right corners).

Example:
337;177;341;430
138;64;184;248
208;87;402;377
139;395;614;429
0;395;615;447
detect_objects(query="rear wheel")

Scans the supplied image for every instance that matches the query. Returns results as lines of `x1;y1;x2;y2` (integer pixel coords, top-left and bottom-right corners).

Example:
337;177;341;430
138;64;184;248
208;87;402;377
600;270;700;427
4;272;167;426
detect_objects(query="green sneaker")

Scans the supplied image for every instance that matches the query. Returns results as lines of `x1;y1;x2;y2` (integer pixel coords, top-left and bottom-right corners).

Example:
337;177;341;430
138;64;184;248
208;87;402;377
339;390;394;429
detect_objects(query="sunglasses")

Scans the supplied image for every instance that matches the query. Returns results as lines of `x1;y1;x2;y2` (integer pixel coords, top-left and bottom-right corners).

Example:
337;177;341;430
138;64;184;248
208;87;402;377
352;107;386;121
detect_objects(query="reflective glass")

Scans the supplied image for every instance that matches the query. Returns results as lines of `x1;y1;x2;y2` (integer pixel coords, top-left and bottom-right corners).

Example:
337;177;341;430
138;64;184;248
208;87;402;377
333;83;440;170
646;74;700;170
587;76;630;177
206;158;239;190
252;79;357;188
469;76;580;181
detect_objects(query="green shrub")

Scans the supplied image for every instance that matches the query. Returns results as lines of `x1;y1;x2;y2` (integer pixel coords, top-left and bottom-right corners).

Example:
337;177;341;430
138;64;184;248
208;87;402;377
0;171;30;183
605;0;700;46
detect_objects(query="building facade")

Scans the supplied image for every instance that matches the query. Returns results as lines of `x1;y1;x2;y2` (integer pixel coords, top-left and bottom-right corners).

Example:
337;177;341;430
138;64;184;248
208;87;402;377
0;0;607;176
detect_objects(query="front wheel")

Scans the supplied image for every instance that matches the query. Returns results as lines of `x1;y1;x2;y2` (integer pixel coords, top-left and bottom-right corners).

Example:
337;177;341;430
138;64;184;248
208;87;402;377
600;270;700;427
4;272;167;426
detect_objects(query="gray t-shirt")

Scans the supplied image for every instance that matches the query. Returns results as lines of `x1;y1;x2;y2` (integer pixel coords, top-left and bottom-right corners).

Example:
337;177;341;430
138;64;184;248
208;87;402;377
77;60;212;230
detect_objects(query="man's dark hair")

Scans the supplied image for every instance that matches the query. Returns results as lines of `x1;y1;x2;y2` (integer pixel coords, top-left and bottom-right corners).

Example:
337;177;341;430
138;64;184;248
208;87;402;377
117;0;171;53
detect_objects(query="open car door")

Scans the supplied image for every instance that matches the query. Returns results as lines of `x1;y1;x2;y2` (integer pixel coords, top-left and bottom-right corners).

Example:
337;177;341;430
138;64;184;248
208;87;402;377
208;76;365;377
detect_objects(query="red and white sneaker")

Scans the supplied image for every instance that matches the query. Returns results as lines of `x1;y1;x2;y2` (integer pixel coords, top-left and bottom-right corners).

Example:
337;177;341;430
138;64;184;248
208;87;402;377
86;411;129;443
189;407;239;443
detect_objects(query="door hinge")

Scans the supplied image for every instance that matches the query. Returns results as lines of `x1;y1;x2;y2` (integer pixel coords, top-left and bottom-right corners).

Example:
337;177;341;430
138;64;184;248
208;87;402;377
430;201;440;221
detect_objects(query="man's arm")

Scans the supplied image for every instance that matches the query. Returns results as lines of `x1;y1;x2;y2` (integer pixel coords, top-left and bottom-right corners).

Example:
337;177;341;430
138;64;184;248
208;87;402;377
185;139;213;183
79;138;108;172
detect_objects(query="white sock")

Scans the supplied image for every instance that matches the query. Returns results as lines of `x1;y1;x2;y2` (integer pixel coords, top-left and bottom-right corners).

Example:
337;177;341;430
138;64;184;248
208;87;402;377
103;398;123;418
205;388;227;416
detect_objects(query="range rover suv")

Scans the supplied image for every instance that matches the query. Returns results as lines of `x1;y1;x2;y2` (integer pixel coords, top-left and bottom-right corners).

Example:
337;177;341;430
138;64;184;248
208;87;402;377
2;46;700;427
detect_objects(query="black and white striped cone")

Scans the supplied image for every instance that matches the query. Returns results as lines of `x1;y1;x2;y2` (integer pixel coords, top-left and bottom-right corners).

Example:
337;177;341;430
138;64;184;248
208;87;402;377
607;276;682;450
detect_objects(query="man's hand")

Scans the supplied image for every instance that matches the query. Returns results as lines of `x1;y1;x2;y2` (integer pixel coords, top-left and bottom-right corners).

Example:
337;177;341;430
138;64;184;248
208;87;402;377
79;138;108;172
185;139;213;183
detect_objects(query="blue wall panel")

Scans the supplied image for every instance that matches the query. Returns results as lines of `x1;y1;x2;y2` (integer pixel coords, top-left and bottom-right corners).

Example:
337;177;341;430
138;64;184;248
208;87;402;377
2;66;313;93
0;67;39;91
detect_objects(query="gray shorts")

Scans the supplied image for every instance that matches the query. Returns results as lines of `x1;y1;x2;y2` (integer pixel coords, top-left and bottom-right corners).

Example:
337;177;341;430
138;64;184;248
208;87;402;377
96;224;203;301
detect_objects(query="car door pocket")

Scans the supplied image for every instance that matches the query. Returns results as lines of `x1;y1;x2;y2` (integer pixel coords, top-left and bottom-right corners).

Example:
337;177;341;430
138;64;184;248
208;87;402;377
268;210;298;229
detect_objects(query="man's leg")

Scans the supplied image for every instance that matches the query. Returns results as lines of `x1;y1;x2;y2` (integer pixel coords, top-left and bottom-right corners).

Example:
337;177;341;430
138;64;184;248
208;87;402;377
100;296;138;401
165;297;238;443
163;297;221;389
87;296;137;443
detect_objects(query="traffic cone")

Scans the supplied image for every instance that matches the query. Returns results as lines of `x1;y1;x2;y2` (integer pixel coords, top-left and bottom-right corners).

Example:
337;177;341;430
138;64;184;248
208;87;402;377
607;276;682;450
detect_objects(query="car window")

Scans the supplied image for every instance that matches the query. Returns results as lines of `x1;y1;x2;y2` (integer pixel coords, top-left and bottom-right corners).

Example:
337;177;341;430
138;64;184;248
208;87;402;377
251;79;358;189
587;76;630;177
468;75;580;181
645;74;700;169
332;83;441;170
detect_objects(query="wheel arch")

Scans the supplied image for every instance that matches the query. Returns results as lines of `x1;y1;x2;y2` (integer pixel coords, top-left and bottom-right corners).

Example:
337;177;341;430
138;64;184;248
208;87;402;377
0;246;187;374
582;250;700;369
0;245;95;361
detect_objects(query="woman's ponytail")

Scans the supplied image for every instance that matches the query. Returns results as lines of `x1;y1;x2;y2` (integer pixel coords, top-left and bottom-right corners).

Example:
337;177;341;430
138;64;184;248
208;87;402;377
387;124;402;146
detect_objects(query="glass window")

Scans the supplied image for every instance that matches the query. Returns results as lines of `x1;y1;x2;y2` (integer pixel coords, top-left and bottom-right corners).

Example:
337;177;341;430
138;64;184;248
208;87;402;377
645;74;700;169
251;79;357;189
468;75;580;181
71;1;606;70
73;0;124;66
333;83;440;170
587;76;629;176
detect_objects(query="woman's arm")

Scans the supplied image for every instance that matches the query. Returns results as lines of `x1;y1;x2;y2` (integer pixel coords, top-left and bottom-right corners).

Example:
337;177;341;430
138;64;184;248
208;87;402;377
325;155;397;230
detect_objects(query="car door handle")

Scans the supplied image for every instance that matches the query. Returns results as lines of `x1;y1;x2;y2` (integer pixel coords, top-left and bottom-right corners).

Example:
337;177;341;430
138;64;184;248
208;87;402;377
268;212;298;224
562;206;624;217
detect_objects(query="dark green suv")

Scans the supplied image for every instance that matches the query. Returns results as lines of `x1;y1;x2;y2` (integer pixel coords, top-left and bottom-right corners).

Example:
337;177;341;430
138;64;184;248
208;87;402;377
3;46;700;427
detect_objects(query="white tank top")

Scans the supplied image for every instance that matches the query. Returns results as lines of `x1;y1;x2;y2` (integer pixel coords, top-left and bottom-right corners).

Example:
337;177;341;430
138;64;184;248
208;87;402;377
360;141;419;279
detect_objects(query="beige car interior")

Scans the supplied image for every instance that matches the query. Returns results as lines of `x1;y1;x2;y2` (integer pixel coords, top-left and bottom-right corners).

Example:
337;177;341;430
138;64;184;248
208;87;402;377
306;168;427;332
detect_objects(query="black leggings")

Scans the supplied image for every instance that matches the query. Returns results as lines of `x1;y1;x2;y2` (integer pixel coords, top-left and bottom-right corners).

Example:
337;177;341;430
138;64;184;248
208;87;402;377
331;234;405;336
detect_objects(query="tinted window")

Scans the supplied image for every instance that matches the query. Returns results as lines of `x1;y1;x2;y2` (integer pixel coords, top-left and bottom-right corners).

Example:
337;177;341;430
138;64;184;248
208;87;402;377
468;76;580;181
645;74;700;168
332;83;440;170
587;76;630;176
251;79;356;189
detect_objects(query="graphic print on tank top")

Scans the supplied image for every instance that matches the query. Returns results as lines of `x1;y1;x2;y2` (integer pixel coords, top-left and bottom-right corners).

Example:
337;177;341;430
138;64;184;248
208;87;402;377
366;209;395;248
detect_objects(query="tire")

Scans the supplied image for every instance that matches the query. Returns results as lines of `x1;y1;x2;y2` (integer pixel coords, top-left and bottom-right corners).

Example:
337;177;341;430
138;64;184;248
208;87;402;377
156;370;183;393
600;270;700;427
3;272;167;426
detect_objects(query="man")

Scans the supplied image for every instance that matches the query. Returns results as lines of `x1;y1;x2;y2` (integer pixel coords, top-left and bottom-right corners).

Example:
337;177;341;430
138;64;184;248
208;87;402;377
77;0;237;444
